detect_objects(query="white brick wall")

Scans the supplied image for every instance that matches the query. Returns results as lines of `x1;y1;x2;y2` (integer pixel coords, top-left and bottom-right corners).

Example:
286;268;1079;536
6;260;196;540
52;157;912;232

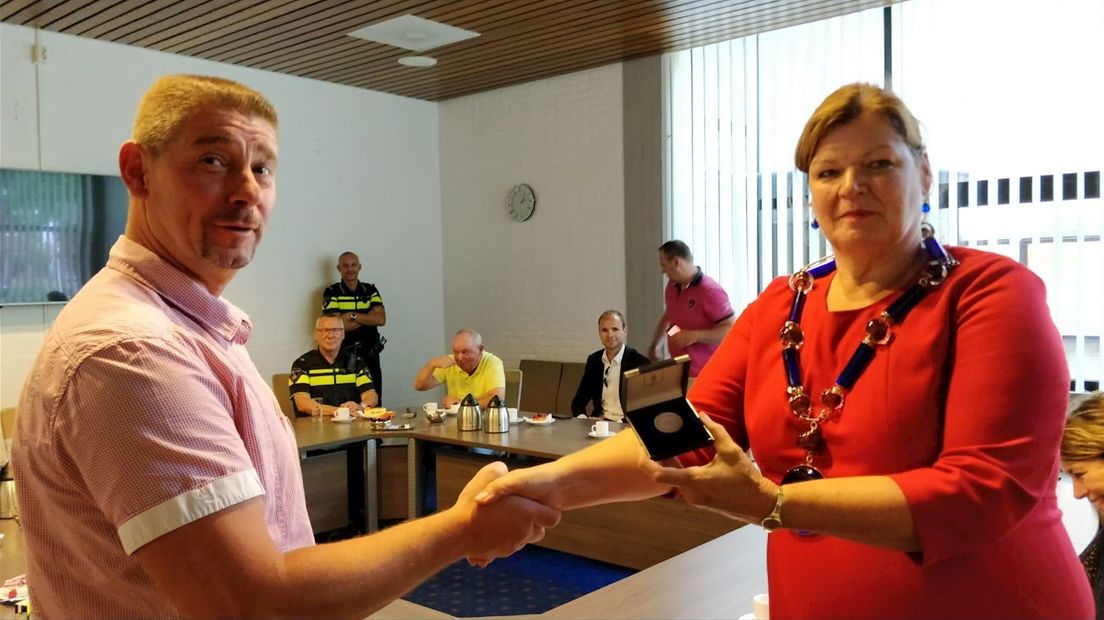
438;64;627;367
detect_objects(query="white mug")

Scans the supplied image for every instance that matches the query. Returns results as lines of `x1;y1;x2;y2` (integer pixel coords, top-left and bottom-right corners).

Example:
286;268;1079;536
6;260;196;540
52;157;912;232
507;407;519;423
591;420;610;435
333;407;352;421
753;593;769;620
422;402;438;415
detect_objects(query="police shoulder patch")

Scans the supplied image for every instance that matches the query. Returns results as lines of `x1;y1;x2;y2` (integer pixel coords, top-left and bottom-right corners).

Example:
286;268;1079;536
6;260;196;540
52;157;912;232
290;367;303;383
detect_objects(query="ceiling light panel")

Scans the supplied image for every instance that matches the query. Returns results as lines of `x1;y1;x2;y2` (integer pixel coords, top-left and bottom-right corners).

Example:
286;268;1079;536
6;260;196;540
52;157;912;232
348;14;480;52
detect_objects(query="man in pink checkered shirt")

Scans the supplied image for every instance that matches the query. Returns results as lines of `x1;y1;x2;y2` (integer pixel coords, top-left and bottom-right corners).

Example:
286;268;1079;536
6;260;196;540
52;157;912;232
12;74;559;619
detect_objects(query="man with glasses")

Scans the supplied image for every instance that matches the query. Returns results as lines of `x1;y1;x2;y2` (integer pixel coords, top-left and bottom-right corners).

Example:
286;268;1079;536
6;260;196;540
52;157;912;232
571;310;651;421
289;314;378;417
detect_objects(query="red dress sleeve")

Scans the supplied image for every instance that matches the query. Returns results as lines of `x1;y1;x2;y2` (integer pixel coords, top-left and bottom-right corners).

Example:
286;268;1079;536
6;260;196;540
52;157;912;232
889;257;1069;567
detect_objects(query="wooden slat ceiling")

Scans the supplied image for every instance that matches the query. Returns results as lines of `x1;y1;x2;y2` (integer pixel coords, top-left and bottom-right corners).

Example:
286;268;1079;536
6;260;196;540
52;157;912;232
1;0;893;102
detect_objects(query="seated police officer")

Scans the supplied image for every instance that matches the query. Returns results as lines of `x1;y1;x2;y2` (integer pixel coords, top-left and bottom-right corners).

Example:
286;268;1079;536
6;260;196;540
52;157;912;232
290;314;379;417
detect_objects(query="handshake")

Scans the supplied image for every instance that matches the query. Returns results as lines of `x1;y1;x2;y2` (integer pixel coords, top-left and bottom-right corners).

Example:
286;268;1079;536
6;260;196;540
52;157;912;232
447;461;563;568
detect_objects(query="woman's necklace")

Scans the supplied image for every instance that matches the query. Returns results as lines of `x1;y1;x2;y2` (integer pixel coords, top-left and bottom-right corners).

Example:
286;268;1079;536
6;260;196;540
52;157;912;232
780;223;958;485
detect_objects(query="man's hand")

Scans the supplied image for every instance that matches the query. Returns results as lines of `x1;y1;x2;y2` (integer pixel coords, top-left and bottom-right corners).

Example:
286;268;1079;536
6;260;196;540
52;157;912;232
638;414;776;523
648;341;663;361
442;395;461;408
341;401;362;412
450;462;560;567
432;354;455;369
668;329;699;348
473;464;567;511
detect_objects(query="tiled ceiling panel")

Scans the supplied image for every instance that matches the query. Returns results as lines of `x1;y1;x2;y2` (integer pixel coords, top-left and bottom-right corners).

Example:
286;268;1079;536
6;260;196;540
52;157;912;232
1;1;894;101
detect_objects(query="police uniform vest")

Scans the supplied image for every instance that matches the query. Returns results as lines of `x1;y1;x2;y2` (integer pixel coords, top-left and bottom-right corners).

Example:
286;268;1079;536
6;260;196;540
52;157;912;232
288;349;373;415
322;281;383;355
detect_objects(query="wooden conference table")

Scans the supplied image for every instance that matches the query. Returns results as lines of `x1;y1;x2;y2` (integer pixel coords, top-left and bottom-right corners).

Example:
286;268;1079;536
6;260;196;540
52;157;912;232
293;413;742;570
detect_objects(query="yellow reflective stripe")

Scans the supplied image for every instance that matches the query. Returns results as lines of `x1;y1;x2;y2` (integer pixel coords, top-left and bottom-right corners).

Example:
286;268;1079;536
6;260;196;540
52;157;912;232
307;375;357;386
324;294;380;311
305;369;358;386
290;375;310;386
356;374;372;388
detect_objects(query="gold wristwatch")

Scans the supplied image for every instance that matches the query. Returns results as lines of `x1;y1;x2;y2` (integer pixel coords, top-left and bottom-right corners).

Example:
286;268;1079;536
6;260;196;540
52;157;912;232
760;489;784;532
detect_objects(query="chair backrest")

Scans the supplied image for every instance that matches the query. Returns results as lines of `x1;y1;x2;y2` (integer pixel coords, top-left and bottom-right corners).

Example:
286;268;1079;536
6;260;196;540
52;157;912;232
0;408;15;440
0;407;13;470
518;359;561;414
271;373;296;419
554;362;587;418
504;369;523;410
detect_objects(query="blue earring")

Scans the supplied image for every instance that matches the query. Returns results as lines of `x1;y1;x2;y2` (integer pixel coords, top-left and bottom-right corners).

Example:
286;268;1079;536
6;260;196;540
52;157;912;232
811;218;820;230
921;201;931;214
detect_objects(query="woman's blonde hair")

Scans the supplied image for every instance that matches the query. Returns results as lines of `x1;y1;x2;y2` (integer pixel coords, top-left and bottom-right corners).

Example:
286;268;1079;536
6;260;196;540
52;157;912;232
1061;392;1104;462
794;82;924;173
132;74;277;157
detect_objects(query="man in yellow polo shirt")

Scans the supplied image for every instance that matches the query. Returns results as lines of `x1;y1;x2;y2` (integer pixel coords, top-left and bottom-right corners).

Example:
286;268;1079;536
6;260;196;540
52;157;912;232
415;328;505;409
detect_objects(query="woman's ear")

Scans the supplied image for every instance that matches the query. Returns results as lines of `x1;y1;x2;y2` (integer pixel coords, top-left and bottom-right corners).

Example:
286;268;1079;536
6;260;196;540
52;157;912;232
918;150;933;197
118;141;150;197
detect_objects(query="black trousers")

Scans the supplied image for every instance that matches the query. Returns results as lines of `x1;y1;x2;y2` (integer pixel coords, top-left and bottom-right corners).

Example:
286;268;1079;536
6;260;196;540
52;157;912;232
365;353;382;403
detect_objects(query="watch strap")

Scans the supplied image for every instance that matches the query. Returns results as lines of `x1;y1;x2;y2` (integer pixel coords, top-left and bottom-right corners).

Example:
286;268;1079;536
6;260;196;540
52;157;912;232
760;489;784;532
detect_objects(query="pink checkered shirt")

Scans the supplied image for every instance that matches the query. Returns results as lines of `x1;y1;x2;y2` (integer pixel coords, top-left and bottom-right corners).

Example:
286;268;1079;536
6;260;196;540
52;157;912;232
12;236;314;619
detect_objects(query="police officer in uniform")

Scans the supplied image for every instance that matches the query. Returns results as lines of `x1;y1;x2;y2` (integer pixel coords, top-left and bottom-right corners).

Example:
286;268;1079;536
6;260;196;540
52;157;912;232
289;314;378;535
322;251;386;402
289;314;379;416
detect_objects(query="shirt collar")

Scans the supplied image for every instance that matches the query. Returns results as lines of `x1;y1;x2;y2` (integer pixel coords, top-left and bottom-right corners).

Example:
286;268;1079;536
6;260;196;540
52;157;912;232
675;267;704;293
603;344;626;367
106;236;253;344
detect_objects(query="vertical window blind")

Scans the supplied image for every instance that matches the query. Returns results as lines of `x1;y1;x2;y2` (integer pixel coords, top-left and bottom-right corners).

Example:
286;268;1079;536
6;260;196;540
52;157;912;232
662;0;1103;392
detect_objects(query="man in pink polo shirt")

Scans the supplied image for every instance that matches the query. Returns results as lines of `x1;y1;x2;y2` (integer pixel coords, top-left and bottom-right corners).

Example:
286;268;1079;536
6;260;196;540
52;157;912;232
12;74;558;619
649;240;736;377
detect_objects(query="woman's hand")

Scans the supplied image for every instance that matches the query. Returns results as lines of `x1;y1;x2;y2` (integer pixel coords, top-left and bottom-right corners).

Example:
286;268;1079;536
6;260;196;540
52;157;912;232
640;414;777;522
474;463;566;511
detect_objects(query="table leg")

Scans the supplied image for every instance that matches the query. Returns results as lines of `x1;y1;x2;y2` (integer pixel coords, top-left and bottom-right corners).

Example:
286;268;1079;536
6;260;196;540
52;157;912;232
407;437;423;519
364;439;378;533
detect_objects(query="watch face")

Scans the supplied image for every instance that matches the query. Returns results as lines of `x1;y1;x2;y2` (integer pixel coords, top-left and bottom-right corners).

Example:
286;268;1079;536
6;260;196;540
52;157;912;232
507;183;536;222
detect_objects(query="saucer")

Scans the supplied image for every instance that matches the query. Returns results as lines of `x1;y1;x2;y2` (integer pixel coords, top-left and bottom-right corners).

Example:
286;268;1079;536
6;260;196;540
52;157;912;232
523;416;554;425
331;417;354;423
587;430;615;438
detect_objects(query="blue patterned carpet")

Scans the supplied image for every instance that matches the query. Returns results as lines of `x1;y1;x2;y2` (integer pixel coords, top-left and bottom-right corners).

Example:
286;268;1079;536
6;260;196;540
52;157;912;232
402;545;636;617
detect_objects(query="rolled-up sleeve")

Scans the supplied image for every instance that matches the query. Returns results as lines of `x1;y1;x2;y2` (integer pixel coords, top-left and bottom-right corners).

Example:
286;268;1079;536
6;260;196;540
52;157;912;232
59;337;260;554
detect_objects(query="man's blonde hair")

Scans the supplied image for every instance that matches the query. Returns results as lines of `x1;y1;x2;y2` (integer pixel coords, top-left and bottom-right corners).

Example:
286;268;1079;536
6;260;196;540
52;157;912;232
132;74;278;156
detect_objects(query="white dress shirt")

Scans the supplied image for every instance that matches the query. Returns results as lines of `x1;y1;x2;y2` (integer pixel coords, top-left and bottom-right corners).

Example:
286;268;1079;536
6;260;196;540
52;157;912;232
601;344;626;421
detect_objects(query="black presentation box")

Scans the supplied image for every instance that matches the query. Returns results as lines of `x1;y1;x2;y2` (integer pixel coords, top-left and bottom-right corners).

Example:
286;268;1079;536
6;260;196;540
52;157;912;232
621;355;714;460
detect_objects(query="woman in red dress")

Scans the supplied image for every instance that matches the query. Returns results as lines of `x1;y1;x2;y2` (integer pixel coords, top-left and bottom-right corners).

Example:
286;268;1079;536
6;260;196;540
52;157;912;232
477;83;1092;618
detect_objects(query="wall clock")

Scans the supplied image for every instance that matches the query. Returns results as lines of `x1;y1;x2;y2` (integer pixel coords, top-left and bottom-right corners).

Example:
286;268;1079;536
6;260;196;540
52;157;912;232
507;183;536;222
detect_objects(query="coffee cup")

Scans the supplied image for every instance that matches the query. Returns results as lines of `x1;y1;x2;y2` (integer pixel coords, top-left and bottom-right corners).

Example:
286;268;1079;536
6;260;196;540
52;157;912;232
753;593;769;620
422;402;438;416
333;407;352;421
507;407;519;423
591;420;610;436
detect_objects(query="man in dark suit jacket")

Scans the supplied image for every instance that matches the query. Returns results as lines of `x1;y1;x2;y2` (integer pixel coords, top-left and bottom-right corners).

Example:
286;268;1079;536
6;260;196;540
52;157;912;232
571;310;651;420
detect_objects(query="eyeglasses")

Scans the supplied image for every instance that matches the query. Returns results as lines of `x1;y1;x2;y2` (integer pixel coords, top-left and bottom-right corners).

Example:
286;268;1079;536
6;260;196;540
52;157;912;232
315;328;344;335
603;364;611;388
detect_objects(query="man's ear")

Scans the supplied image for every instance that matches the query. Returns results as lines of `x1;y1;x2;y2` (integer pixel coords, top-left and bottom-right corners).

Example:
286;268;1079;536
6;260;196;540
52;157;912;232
119;141;150;197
